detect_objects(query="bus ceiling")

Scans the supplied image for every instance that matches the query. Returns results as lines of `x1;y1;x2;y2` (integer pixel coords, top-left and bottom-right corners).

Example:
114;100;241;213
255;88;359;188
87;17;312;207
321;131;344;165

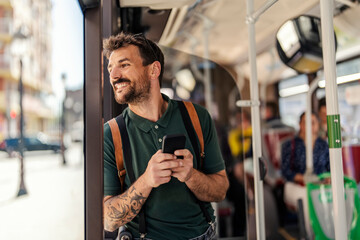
78;0;360;85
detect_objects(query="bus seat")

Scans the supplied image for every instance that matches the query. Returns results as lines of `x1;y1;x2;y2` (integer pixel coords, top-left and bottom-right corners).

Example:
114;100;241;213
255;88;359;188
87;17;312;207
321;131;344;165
263;128;295;169
342;144;360;184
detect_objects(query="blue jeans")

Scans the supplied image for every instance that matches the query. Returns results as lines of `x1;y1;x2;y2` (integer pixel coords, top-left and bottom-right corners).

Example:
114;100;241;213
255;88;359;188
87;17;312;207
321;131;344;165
189;223;216;240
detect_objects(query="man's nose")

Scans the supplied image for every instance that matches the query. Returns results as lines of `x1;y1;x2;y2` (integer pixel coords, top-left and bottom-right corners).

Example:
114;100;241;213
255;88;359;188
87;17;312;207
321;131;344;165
110;66;121;80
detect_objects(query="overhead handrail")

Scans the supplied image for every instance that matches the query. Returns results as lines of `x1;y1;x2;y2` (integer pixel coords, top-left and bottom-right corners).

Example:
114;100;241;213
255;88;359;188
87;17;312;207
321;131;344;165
336;0;358;8
246;0;278;24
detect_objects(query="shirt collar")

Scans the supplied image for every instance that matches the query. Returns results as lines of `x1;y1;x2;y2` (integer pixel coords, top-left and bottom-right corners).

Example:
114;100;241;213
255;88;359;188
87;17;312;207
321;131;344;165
126;94;173;133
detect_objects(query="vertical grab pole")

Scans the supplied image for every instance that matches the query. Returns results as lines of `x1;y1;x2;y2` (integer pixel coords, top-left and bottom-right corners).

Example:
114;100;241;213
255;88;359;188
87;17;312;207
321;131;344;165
305;77;321;182
246;0;266;239
203;20;214;116
319;0;347;239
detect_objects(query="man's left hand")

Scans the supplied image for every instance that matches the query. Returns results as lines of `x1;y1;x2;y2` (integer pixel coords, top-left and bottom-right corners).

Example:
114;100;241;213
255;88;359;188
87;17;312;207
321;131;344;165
171;149;193;182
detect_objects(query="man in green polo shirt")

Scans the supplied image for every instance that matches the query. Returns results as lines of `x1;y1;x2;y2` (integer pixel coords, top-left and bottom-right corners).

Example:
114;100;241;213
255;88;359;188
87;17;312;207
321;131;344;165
103;32;229;240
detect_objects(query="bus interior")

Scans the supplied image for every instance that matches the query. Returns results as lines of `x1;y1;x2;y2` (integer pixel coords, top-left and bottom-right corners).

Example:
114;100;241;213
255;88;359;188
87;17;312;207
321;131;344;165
77;0;360;239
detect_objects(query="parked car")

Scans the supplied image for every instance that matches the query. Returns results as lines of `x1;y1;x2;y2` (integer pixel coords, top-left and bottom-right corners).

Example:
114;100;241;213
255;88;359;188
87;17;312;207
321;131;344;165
70;121;83;142
0;137;61;156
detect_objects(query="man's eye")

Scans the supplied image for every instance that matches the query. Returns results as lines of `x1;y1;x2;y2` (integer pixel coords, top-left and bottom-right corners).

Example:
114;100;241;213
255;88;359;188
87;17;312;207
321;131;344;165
122;64;129;68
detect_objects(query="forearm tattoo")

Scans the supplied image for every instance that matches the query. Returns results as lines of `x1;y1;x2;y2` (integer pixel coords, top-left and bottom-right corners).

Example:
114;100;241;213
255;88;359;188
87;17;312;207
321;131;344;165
104;186;147;230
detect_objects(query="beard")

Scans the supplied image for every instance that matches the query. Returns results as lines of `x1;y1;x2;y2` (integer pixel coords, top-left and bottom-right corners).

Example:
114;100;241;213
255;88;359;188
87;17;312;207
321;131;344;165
113;74;151;105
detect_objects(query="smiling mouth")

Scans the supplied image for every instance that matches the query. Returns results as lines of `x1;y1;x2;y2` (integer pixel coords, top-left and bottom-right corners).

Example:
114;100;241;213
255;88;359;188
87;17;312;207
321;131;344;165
114;79;130;91
115;82;128;88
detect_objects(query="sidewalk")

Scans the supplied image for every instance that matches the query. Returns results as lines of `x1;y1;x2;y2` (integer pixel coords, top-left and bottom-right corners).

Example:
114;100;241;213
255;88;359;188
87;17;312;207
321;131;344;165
0;143;84;239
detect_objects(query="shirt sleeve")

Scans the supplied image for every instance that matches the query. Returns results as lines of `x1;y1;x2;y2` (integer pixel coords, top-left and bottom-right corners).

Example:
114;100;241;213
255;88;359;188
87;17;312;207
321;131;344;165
313;138;330;175
104;122;123;196
194;104;225;174
281;140;296;181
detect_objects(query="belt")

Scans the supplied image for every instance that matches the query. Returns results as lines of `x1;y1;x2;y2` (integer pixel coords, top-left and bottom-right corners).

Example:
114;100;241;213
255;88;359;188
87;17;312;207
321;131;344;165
133;222;216;240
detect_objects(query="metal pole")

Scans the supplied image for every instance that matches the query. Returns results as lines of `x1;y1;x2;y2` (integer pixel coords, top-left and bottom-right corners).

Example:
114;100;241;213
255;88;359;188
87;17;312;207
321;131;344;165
319;0;347;239
202;18;214;115
304;76;321;183
61;73;67;165
246;0;266;239
193;13;214;114
17;58;27;197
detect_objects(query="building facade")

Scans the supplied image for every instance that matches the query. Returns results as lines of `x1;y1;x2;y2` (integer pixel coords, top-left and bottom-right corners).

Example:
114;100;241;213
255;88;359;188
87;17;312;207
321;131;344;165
0;0;55;141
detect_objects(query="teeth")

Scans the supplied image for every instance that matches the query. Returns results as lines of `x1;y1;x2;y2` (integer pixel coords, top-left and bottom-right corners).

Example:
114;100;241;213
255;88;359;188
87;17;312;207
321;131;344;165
115;82;128;88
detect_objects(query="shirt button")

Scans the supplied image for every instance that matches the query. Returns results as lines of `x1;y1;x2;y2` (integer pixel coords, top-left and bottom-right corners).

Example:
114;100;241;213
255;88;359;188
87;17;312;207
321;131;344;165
155;125;159;129
158;138;162;143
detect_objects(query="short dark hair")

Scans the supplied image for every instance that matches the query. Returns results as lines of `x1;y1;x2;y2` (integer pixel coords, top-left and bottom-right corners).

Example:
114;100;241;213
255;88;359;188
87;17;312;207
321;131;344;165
318;97;326;111
266;101;279;118
299;111;319;123
103;32;165;85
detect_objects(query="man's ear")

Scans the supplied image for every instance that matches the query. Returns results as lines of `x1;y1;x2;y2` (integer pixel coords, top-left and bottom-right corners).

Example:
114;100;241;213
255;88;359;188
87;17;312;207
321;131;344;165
149;61;161;80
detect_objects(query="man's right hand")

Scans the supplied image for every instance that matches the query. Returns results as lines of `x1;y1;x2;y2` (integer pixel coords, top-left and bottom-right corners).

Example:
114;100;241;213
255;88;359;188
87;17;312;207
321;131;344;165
143;150;183;188
104;150;184;231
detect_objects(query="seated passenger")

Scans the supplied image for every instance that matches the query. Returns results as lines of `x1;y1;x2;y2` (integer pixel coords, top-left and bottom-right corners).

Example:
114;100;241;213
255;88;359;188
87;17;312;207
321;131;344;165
281;112;330;238
281;112;330;185
226;110;251;237
263;101;291;129
228;110;252;159
262;101;295;170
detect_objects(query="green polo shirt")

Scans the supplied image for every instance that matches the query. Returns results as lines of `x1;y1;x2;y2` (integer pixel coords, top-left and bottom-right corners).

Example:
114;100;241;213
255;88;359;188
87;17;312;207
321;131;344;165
104;95;225;239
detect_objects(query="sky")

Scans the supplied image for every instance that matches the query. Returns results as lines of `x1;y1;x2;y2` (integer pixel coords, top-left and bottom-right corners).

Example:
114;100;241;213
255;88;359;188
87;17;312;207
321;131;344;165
51;0;84;99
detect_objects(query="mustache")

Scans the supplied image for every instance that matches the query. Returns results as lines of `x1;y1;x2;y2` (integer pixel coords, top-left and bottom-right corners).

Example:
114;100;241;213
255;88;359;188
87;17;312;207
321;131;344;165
113;78;131;85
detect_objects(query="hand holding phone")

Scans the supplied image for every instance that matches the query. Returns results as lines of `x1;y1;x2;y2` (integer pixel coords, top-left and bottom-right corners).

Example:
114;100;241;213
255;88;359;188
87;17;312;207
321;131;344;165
162;134;186;157
162;134;194;182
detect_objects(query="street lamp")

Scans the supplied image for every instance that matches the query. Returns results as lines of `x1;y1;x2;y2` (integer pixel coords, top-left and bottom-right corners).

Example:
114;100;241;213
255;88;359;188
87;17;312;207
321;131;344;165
12;28;28;197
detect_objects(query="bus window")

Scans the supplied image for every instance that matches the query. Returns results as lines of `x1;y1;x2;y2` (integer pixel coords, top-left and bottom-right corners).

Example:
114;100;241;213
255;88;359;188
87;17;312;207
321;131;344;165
0;0;84;239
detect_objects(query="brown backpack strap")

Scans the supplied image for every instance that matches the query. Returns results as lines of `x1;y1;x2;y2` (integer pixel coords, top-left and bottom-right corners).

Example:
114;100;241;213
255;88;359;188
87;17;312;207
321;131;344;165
108;118;126;192
179;101;212;224
183;101;205;161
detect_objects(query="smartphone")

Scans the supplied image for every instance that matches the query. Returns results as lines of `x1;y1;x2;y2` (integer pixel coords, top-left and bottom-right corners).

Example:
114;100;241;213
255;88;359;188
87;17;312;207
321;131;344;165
162;134;186;156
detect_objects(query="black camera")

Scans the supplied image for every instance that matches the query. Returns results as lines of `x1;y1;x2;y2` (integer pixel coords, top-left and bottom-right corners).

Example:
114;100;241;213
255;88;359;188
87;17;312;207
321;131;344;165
118;226;132;240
